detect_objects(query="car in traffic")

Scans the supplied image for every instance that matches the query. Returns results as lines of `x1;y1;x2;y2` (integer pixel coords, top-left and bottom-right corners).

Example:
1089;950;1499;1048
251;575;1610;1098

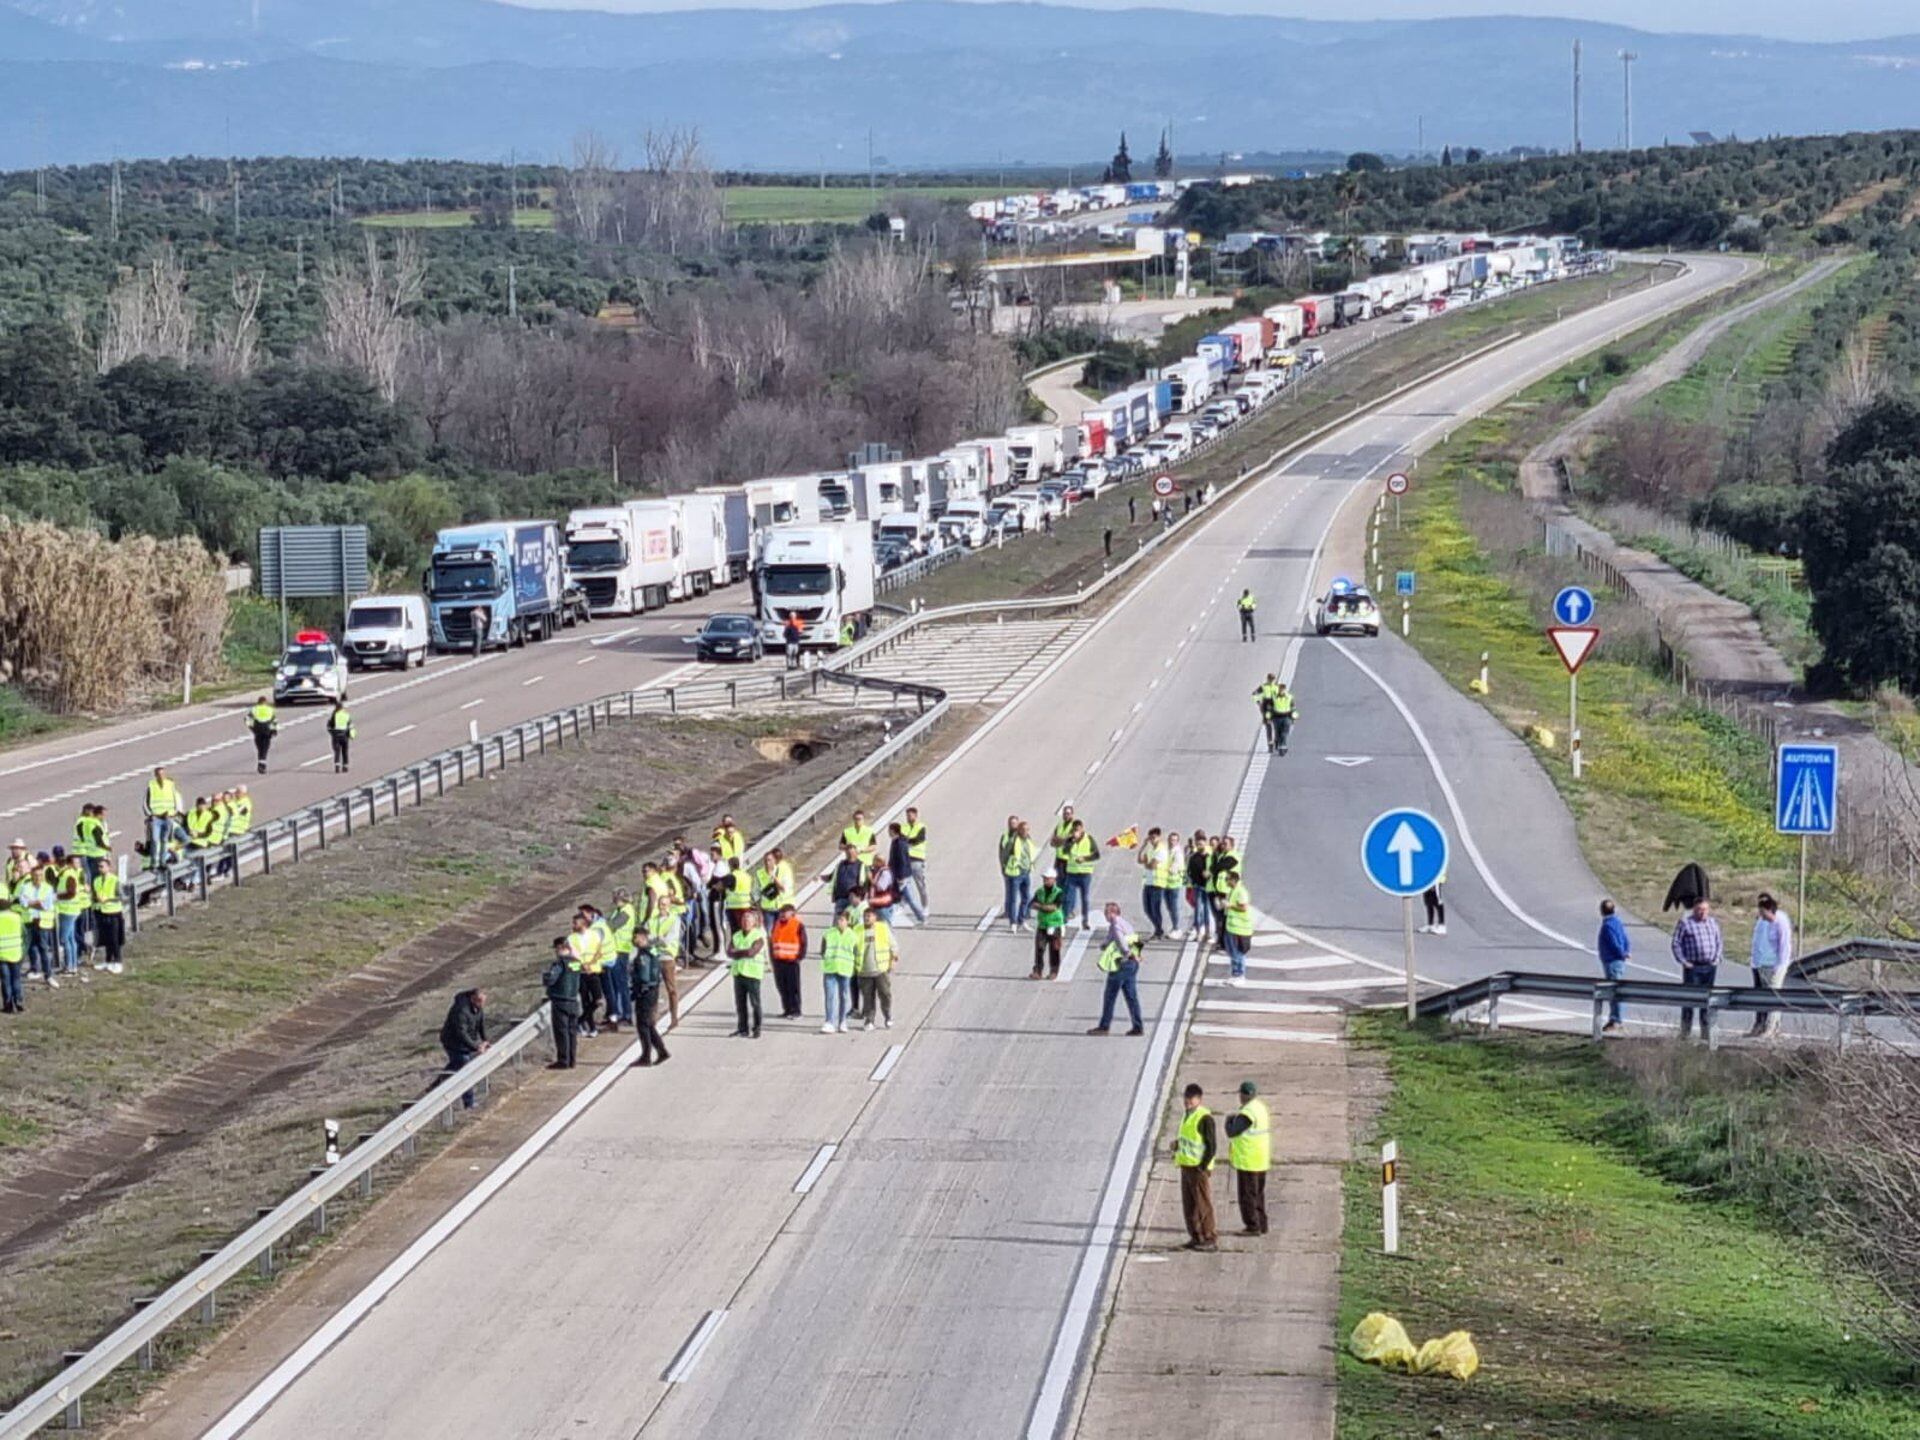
938;513;989;550
692;613;765;663
874;537;915;572
273;630;350;704
1314;585;1381;637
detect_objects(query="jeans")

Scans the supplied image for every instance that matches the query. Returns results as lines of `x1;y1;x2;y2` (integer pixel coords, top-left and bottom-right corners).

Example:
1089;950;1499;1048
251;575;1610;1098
1210;894;1228;945
1003;872;1031;926
1065;872;1093;926
733;974;763;1035
682;904;702;956
1223;930;1249;977
602;955;633;1024
822;973;852;1029
443;1045;478;1109
1142;884;1164;935
56;913;80;972
27;927;54;979
907;860;929;918
1098;961;1143;1031
1160;886;1182;933
145;815;171;865
1679;962;1717;1038
0;962;21;1010
1601;958;1627;1025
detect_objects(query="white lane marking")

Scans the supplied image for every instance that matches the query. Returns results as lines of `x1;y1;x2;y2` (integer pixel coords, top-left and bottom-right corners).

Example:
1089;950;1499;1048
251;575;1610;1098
1203;975;1388;992
1327;640;1586;953
1108;728;1124;744
1206;954;1347;972
1196;999;1339;1015
793;1144;838;1195
203;953;738;1437
1247;933;1299;948
1130;702;1142;714
662;1310;729;1384
589;626;638;647
1085;761;1101;776
1148;679;1159;691
1190;1023;1340;1044
976;908;998;933
1057;928;1093;984
934;959;962;992
576;655;599;667
869;1044;905;1083
298;755;328;769
386;725;416;738
521;675;544;687
459;699;485;710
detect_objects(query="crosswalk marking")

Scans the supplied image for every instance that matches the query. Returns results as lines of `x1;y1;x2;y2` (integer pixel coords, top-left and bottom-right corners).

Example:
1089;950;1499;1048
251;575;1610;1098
1206;954;1352;972
1196;999;1338;1016
1202;975;1391;992
1190;1023;1340;1045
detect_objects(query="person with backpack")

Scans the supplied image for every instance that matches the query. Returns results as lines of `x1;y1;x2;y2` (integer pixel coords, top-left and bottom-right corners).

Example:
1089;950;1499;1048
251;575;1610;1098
543;937;582;1069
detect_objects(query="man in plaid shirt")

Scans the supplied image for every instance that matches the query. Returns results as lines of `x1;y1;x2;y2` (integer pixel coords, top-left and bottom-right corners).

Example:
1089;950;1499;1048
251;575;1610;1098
1670;897;1723;1040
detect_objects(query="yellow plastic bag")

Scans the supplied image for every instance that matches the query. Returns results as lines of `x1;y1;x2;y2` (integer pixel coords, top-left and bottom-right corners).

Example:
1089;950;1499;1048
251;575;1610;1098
1413;1331;1480;1381
1348;1312;1418;1371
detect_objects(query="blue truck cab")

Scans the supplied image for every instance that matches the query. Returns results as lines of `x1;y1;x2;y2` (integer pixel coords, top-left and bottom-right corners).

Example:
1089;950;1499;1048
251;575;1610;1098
426;520;565;652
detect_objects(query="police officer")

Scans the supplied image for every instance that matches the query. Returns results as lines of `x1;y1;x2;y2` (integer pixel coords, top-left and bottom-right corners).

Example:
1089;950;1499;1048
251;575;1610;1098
1237;588;1257;642
328;698;356;773
1224;1080;1272;1236
1253;674;1282;752
728;908;767;1039
247;695;279;773
1269;682;1297;756
630;924;671;1067
544;936;582;1069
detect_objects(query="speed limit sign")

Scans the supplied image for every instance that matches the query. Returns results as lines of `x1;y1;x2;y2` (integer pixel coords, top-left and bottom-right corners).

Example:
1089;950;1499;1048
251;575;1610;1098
1386;472;1410;495
1153;476;1176;497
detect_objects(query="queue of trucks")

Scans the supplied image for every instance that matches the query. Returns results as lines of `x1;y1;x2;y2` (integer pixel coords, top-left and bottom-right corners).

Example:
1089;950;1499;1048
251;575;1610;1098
412;240;1607;658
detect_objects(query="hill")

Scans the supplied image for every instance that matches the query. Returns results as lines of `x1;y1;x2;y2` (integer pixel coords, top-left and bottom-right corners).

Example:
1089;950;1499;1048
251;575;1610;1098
6;2;1920;167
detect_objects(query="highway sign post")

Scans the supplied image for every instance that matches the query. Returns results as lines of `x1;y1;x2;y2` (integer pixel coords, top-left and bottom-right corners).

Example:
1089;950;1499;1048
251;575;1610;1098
1396;571;1415;596
1552;585;1595;627
1776;742;1839;931
1361;807;1450;1020
1386;471;1409;528
1152;475;1175;498
1547;625;1599;779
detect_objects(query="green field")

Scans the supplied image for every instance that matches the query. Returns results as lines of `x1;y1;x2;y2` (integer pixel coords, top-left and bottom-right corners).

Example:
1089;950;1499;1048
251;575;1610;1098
360;207;555;230
719;184;1003;224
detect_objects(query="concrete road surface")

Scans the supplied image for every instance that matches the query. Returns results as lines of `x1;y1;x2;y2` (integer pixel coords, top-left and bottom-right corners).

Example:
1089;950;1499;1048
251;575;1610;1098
164;255;1746;1440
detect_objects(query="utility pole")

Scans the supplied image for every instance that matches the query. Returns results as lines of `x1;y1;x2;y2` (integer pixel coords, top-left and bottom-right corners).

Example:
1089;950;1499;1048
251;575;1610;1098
230;157;241;242
1572;39;1583;154
109;158;122;242
1620;49;1638;150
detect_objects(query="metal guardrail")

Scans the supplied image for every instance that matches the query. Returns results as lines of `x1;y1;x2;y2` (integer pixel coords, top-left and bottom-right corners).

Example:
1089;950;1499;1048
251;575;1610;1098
1794;937;1920;981
0;665;950;1438
1415;969;1920;1049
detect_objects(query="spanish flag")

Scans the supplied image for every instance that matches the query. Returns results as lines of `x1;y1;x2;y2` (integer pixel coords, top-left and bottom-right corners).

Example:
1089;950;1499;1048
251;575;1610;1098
1107;825;1140;850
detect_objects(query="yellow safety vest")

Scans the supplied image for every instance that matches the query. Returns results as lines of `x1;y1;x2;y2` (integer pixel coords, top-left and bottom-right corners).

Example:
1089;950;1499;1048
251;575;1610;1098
862;922;897;974
229;796;253;835
146;777;181;816
725;867;754;908
187;809;217;845
645;908;681;960
715;827;746;863
1271;692;1295;716
91;871;123;916
1212;851;1243;896
1176;1106;1214;1170
19;880;55;928
900;822;928;862
1064;835;1099;876
821;926;860;977
1051;818;1076;850
1255;683;1280;709
250;702;277;727
569;928;606;975
1238;593;1256;613
1147;843;1176;889
1098;934;1139;972
0;908;22;963
54;868;88;916
1001;833;1033;877
1229;1098;1271;1173
1225;882;1254;937
329;709;355;737
729;929;766;981
841;823;876;858
73;815;107;859
208;803;231;846
607;904;637;955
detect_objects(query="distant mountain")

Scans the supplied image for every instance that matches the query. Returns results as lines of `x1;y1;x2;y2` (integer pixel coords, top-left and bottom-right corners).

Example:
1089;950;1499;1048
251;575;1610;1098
4;1;1920;169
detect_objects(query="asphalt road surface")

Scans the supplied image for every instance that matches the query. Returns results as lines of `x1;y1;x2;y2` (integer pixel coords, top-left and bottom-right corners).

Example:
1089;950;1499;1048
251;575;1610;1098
161;254;1748;1440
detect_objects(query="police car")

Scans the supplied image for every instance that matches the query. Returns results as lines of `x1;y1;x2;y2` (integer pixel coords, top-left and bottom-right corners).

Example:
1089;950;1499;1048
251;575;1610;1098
273;630;350;703
1313;580;1380;637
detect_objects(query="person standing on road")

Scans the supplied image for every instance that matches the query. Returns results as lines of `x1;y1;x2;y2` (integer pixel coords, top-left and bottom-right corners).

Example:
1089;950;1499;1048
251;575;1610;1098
1418;869;1447;936
840;810;879;869
728;907;767;1038
823;842;869;919
53;853;87;980
1139;828;1169;939
676;841;712;957
247;695;278;774
783;612;806;670
1671;896;1723;1041
1597;898;1631;1033
1268;683;1296;756
704;844;732;959
1253;675;1282;752
819;909;859;1034
769;903;808;1020
1209;836;1241;946
899;805;930;917
1223;1080;1271;1235
1061;821;1101;931
756;848;795;933
999;816;1034;930
1029;870;1067;979
1185;830;1212;933
1237;589;1257;642
1172;1083;1219;1252
859;904;897;1030
887;823;927;924
570;908;608;1039
439;988;489;1109
1127;495;1137;525
544;937;582;1070
603;888;637;1034
1221;863;1255;981
1087;902;1145;1036
327;699;355;774
631;928;671;1067
1748;893;1794;1038
17;857;56;987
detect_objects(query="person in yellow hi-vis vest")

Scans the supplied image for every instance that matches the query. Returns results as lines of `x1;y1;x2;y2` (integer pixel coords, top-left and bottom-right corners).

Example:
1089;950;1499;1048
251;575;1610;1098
1224;1080;1272;1236
328;699;356;773
728;908;767;1039
1172;1082;1219;1251
0;900;25;1013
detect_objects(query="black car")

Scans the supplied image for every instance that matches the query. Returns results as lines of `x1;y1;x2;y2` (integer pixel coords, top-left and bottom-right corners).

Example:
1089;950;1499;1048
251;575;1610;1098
694;613;765;663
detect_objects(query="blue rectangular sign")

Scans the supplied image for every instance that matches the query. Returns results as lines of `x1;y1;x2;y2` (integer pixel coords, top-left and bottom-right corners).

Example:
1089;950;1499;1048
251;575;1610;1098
1396;571;1416;596
1775;743;1838;836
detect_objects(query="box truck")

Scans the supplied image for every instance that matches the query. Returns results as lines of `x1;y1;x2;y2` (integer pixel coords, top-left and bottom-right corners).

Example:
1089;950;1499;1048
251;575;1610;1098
565;502;678;615
676;492;732;597
1262;303;1306;347
1006;424;1066;484
1296;295;1336;336
754;522;876;649
428;520;565;651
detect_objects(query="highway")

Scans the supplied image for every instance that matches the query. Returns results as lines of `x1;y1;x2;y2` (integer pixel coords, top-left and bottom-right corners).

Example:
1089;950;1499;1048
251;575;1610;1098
148;253;1749;1440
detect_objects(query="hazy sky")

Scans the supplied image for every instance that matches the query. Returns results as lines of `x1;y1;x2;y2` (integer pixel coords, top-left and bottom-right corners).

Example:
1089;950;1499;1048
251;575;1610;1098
504;0;1920;42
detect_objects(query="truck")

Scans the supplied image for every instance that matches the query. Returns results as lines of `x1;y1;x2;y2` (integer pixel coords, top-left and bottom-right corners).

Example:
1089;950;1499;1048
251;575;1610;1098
1166;356;1213;412
1077;412;1111;459
1197;332;1239;372
1224;319;1268;367
1261;302;1306;347
951;435;1011;495
676;492;732;597
1006;424;1065;484
754;522;876;649
565;502;676;615
428;520;565;651
1122;387;1154;439
852;461;914;521
1296;295;1336;336
698;479;811;583
815;471;856;521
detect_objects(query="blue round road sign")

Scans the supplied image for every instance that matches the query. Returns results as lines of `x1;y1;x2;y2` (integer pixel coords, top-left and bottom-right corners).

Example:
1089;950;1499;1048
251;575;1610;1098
1360;808;1449;898
1552;585;1595;627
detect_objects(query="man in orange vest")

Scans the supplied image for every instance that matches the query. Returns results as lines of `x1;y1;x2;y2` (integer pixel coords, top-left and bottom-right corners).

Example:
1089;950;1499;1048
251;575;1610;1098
769;903;809;1020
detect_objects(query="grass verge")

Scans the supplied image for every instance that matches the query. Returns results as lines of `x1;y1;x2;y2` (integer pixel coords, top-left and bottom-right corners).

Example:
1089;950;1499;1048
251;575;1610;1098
1338;1018;1920;1439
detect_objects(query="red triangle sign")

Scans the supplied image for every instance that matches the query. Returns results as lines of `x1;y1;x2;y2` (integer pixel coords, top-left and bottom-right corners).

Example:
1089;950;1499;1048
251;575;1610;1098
1547;626;1599;673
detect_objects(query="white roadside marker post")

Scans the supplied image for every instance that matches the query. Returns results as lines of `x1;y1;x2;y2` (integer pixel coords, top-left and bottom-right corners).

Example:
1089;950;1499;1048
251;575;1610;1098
1382;1140;1400;1254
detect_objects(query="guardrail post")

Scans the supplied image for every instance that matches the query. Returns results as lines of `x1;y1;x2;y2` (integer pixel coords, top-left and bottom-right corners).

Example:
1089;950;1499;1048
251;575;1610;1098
259;830;271;876
411;768;423;805
1591;992;1606;1040
60;1354;86;1427
476;742;486;778
535;724;544;757
132;1297;157;1369
291;816;302;863
455;749;467;784
195;859;209;905
497;736;508;768
360;1167;375;1198
258;1241;275;1278
1485;993;1500;1032
198;1288;217;1325
342;796;354;839
729;681;738;709
667;687;678;715
225;841;240;887
434;757;445;796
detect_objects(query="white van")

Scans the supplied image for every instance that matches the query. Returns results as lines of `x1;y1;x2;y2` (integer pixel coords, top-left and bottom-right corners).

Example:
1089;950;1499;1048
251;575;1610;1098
345;594;431;671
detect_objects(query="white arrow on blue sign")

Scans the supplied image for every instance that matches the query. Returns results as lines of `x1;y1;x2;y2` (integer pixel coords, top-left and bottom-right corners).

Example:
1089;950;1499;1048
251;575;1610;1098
1360;808;1450;897
1775;743;1838;836
1552;585;1595;627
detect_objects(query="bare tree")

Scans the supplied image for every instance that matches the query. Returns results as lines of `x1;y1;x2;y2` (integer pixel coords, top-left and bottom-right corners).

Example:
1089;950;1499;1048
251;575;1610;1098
320;231;426;403
208;268;265;379
97;244;196;373
559;131;619;244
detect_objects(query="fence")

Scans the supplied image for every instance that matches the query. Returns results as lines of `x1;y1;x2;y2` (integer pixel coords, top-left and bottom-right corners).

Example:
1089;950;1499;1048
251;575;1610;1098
0;663;950;1439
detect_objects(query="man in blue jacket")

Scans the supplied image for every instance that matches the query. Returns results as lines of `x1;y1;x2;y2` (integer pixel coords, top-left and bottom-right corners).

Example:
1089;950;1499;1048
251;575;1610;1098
1597;898;1630;1033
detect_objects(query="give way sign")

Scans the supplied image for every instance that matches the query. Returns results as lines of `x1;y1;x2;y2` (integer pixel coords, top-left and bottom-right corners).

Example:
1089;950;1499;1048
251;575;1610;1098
1547;626;1599;673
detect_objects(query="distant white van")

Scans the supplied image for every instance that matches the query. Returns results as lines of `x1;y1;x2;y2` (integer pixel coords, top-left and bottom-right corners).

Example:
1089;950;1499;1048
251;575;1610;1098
345;594;431;671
